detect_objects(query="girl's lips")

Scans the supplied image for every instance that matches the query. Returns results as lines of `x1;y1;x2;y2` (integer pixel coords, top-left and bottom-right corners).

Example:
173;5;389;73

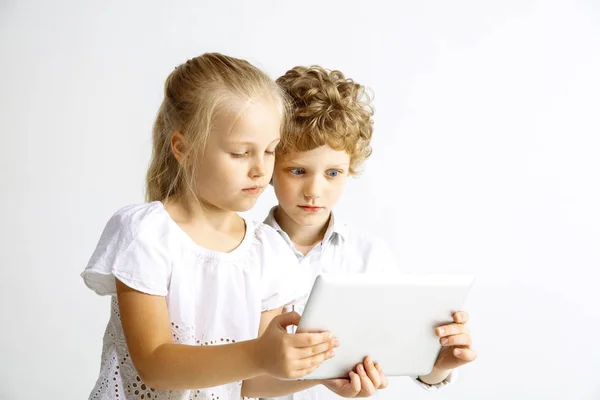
242;187;262;195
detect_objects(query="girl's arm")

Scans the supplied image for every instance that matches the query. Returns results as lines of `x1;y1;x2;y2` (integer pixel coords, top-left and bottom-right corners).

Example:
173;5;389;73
241;307;327;397
116;279;335;390
242;309;388;398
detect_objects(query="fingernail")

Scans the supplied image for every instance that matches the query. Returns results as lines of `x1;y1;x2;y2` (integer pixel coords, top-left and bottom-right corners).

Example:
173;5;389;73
441;338;448;345
454;349;462;356
333;339;340;347
358;364;364;373
437;328;445;335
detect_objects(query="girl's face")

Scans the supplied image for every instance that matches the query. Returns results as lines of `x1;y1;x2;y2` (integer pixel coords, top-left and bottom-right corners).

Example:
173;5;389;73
188;98;281;212
272;145;350;229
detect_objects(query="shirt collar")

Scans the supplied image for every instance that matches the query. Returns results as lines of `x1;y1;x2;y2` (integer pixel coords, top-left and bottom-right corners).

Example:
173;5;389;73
264;206;348;244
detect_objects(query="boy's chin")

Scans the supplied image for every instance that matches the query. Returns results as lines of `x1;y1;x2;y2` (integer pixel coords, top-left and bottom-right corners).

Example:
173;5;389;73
292;211;330;227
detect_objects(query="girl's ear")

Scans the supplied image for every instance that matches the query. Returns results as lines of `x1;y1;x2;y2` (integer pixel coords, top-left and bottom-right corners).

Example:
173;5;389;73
171;131;187;165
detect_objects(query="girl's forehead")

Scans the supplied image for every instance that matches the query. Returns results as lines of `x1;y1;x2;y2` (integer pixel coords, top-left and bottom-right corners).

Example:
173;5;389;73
213;99;281;144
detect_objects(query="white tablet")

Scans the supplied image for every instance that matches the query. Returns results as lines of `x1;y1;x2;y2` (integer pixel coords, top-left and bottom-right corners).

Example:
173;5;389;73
295;273;474;380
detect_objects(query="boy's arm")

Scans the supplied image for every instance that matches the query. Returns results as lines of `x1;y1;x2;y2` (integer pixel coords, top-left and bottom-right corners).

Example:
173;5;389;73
372;239;457;387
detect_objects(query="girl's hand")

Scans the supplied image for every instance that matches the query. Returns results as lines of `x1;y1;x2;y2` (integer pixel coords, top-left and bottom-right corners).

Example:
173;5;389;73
432;311;478;371
256;311;339;379
321;357;388;398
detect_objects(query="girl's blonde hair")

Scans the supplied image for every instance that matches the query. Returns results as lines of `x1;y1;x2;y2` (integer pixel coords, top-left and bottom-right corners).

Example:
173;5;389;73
146;53;286;202
276;66;374;175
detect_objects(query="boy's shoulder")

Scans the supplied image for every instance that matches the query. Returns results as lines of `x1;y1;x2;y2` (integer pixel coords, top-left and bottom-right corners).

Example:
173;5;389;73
332;223;397;272
340;223;386;248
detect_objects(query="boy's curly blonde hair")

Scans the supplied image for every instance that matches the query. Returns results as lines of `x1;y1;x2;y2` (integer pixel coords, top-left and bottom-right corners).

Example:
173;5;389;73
275;66;374;175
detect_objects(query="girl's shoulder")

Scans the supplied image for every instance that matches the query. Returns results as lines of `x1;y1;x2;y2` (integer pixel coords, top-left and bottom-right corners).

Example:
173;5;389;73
104;201;171;237
247;220;296;260
82;202;175;297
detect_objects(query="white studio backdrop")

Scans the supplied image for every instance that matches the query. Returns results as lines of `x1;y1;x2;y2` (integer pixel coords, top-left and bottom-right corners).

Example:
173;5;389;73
1;0;599;399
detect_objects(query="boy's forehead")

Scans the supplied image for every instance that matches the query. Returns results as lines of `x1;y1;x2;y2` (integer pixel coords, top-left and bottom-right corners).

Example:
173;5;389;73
278;146;350;165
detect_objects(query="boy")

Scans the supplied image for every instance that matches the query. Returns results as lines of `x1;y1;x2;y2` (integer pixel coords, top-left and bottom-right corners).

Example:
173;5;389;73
264;66;477;399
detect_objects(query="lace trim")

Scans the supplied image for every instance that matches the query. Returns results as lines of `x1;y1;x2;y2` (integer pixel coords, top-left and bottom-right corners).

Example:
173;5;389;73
88;298;242;400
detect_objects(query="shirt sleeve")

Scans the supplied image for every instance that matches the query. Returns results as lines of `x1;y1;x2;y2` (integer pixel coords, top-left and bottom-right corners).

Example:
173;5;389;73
411;368;459;390
81;203;172;297
367;236;400;273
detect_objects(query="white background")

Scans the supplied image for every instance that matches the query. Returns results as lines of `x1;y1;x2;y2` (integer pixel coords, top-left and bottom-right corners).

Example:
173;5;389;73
1;0;599;399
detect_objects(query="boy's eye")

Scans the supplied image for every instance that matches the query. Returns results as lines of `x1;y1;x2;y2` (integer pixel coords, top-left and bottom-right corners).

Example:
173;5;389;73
231;152;248;158
326;169;342;177
289;167;305;175
265;150;276;156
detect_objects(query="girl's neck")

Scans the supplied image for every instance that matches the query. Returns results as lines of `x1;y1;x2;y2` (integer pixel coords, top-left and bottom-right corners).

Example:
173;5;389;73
164;194;241;233
275;207;330;253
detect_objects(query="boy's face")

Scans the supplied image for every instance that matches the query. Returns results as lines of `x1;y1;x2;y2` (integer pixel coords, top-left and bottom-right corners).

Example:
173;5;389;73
273;145;350;228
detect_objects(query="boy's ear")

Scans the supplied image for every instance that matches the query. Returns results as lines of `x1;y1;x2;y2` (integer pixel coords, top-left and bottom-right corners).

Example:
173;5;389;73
171;131;187;165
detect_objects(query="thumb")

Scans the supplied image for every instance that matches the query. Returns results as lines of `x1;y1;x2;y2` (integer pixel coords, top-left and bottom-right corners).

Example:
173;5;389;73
273;311;301;329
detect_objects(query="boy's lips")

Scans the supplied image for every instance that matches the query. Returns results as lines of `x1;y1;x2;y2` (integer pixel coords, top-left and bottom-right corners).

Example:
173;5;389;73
298;205;323;212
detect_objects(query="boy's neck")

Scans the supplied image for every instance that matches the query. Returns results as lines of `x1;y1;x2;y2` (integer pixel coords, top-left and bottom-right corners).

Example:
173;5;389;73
274;207;330;249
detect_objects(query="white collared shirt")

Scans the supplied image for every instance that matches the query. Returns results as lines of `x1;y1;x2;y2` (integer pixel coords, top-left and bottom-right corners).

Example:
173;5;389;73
262;207;457;400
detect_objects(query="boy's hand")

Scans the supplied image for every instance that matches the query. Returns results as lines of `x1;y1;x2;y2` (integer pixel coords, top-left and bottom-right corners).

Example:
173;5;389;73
432;311;478;371
256;311;339;379
321;357;388;398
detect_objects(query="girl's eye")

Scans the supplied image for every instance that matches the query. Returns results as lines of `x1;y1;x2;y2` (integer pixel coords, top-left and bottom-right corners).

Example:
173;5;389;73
326;169;342;177
265;150;276;156
231;152;248;158
289;168;305;175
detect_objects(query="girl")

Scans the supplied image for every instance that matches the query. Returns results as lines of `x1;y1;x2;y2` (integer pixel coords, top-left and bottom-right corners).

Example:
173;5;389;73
81;54;341;400
261;65;479;399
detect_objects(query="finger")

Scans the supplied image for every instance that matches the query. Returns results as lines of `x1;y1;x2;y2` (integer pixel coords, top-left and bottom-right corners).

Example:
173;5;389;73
453;348;478;362
274;311;301;329
374;363;388;389
363;357;382;388
349;371;361;394
298;338;339;359
440;333;472;347
292;331;333;347
436;323;469;337
295;348;335;371
356;363;375;396
290;361;322;379
453;311;469;323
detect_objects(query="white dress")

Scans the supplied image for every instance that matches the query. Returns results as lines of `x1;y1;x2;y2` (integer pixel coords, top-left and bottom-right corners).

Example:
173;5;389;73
81;202;304;400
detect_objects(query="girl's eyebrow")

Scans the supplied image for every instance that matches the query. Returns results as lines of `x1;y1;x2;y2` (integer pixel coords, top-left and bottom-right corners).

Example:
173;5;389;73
227;138;280;146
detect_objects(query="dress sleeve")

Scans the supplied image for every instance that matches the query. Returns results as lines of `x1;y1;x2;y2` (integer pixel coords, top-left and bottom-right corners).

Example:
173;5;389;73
81;203;172;297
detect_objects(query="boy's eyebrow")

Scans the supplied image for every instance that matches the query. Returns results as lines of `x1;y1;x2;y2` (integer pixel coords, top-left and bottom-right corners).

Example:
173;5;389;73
330;163;350;168
281;160;350;168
